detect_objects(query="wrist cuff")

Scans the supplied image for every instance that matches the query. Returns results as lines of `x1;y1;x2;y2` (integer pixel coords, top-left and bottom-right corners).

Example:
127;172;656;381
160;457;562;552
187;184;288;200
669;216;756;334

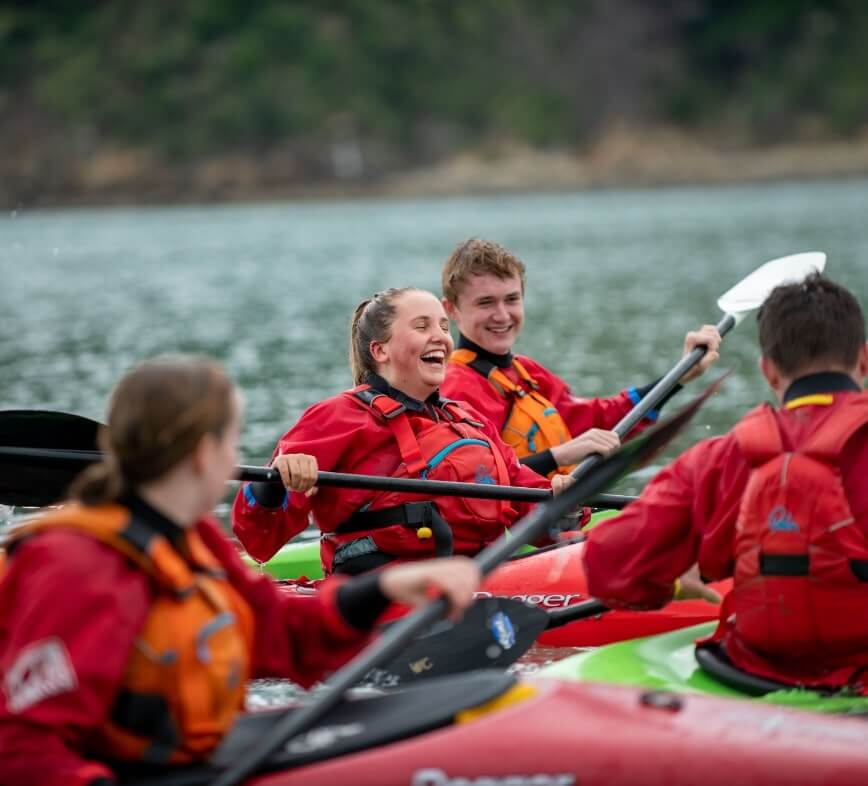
244;481;288;510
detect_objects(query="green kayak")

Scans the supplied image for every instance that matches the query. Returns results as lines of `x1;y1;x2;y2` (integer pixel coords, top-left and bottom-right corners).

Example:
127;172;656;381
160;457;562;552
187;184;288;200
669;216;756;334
543;621;868;715
244;537;324;580
242;509;620;580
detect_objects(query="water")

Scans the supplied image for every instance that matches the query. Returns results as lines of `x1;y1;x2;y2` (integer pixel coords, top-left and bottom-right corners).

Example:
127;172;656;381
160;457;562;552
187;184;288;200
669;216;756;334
2;178;867;702
2;179;865;471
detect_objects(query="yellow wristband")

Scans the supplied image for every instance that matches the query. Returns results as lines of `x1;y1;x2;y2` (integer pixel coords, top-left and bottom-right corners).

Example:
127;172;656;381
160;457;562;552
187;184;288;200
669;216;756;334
673;578;682;600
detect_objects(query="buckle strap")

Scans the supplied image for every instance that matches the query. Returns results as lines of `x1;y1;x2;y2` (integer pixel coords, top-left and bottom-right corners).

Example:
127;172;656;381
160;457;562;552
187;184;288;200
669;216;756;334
339;501;433;531
353;386;426;472
439;398;484;428
354;387;407;419
337;502;454;557
511;358;540;390
759;553;868;581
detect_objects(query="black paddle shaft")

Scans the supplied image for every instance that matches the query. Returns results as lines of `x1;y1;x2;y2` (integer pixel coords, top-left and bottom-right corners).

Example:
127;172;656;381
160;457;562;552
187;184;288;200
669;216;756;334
569;312;735;480
0;444;635;510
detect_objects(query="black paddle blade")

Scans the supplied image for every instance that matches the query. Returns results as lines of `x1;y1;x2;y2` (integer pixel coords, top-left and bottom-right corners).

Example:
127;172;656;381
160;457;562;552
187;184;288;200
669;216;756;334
365;596;548;687
0;410;101;507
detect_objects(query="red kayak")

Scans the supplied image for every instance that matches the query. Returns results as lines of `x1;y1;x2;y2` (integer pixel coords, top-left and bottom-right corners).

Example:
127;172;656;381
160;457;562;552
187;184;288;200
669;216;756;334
482;538;730;647
276;537;730;648
124;670;868;786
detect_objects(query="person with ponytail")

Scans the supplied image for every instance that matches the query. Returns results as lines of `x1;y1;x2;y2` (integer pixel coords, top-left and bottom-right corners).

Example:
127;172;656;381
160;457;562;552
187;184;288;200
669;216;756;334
0;356;481;786
233;288;574;576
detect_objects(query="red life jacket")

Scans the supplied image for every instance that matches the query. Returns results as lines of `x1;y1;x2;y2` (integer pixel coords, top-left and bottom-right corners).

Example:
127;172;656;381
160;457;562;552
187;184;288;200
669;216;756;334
721;395;868;689
4;504;254;764
322;386;516;570
450;349;574;477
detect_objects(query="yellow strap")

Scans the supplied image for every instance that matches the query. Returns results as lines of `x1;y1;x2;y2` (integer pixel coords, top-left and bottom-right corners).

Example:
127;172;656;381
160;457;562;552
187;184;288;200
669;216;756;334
510;358;538;388
673;578;682;600
455;683;538;724
449;348;478;366
784;393;834;410
488;367;523;397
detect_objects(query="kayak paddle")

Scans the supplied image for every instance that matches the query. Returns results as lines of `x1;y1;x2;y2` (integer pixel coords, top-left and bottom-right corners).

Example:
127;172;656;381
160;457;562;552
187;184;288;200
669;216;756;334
210;372;724;786
0;410;633;509
368;595;608;686
569;251;826;480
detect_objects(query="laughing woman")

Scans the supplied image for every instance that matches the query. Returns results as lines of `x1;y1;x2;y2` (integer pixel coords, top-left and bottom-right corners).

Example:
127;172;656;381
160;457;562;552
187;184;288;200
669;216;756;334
233;288;577;575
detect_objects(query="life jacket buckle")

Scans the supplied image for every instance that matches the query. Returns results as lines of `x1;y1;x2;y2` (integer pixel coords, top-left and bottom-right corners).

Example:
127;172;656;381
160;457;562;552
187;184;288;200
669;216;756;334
379;403;408;419
402;502;453;557
400;501;434;526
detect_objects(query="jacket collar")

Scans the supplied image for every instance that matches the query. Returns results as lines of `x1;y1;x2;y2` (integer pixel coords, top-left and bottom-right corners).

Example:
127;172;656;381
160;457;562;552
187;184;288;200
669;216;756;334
366;373;445;413
782;371;861;404
457;334;514;369
123;492;187;551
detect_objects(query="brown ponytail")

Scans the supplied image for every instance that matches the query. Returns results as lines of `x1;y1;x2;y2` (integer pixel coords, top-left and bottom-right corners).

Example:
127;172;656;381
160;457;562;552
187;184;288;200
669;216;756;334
70;356;236;505
349;287;418;385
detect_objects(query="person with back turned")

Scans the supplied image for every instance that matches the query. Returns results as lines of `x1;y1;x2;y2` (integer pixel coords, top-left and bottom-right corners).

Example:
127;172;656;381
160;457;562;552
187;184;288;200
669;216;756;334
584;274;868;691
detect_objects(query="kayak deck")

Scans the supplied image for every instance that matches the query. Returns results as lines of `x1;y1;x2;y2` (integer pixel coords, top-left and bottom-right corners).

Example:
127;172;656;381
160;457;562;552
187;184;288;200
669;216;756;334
247;518;730;648
120;673;868;786
543;622;868;714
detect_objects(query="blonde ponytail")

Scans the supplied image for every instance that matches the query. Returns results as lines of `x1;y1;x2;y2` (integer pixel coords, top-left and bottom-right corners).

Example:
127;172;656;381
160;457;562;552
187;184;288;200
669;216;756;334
348;288;417;385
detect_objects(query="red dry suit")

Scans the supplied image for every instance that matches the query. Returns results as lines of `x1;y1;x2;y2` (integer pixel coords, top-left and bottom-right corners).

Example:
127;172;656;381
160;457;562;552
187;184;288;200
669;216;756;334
583;374;868;691
0;496;371;786
442;336;671;477
232;374;551;574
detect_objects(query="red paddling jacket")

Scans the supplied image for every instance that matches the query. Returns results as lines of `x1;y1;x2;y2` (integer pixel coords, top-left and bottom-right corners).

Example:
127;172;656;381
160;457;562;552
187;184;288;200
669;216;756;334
442;336;672;477
0;495;372;786
583;373;868;691
233;374;550;574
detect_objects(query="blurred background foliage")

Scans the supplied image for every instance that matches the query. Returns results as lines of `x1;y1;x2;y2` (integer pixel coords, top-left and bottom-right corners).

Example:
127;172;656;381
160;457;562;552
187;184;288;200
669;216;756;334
1;0;866;202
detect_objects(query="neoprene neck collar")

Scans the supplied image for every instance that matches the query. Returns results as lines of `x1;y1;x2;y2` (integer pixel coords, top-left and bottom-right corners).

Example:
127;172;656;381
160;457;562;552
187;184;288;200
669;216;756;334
123;491;187;551
782;371;861;404
366;373;445;413
457;334;514;369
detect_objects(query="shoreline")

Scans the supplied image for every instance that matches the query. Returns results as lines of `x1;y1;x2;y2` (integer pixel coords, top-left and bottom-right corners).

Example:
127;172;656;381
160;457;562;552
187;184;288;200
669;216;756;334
5;126;868;210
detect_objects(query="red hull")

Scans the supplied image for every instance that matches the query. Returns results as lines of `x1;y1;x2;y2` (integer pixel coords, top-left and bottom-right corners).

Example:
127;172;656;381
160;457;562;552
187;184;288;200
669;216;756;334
279;539;728;647
475;539;728;647
247;679;868;786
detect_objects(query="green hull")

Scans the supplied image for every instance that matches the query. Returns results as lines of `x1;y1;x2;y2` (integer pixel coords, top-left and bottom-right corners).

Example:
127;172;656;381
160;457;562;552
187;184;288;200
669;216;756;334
244;509;620;580
542;622;868;714
244;538;323;580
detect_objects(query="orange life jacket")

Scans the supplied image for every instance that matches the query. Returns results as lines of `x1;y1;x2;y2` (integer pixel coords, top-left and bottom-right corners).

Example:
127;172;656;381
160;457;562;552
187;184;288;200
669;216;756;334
6;504;254;764
324;386;516;569
725;395;868;688
450;349;573;476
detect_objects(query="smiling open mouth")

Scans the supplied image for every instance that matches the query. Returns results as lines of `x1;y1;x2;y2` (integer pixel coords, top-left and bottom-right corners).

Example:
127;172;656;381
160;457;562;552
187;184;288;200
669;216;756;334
421;351;446;365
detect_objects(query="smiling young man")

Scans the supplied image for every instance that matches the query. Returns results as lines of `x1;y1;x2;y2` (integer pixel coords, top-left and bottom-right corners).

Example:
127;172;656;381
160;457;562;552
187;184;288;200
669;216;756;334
440;238;720;477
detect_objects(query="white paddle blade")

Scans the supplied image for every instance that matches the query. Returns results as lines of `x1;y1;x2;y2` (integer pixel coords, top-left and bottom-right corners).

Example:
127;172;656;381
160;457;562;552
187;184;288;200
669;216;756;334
717;251;827;322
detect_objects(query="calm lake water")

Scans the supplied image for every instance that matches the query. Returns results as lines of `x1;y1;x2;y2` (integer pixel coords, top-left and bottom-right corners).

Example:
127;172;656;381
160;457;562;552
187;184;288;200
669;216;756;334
2;178;867;698
2;177;866;479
